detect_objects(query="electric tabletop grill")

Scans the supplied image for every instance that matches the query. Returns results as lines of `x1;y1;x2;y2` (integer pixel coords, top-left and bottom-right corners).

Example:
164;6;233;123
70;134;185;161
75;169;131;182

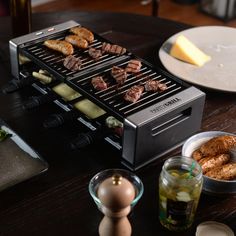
8;20;206;170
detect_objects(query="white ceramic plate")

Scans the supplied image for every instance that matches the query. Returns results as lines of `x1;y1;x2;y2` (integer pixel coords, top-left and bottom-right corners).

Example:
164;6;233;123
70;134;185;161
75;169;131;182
159;26;236;92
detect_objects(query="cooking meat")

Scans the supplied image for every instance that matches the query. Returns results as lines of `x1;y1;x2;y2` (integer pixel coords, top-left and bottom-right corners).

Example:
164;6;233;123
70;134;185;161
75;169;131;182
205;162;236;180
125;59;142;73
65;35;88;49
198;154;230;174
63;55;82;71
88;47;102;60
44;40;74;56
144;79;167;92
101;42;126;55
124;85;144;103
69;26;94;43
158;83;168;91
91;76;107;91
198;135;236;157
111;66;127;85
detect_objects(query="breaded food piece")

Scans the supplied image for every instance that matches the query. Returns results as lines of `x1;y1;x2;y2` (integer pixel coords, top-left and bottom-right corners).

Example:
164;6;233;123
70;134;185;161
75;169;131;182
198;154;230;174
192;149;204;161
205;162;236;180
44;40;74;56
65;35;88;49
70;27;94;43
199;135;236;157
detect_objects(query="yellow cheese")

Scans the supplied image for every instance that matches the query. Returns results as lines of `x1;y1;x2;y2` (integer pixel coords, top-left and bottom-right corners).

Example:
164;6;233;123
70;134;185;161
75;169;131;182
170;35;211;67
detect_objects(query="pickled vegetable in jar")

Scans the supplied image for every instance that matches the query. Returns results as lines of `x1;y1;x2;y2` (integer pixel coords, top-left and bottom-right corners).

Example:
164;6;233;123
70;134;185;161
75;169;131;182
159;156;203;231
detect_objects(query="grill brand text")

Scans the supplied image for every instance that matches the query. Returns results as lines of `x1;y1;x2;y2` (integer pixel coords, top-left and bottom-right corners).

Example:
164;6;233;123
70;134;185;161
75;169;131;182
150;98;181;113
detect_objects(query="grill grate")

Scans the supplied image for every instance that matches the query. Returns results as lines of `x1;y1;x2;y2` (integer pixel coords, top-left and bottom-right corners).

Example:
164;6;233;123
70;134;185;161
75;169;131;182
20;31;130;81
68;57;187;119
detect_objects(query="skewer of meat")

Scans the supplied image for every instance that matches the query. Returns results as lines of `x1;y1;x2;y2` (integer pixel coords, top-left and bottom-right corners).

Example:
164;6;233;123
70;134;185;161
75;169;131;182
125;59;142;73
124;85;144;103
70;27;94;43
65;35;88;49
91;76;107;91
111;66;127;85
101;42;126;55
44;40;74;56
63;55;82;71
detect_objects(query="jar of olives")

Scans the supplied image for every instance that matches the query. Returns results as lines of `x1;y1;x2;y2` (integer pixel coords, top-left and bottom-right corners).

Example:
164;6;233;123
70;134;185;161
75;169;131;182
159;156;203;231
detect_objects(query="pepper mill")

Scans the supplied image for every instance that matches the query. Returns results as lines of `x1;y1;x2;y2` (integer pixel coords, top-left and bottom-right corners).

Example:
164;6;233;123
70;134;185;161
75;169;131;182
97;174;135;236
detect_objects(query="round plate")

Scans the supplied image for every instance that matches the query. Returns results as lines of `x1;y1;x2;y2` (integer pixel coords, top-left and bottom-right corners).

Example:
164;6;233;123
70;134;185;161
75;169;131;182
159;26;236;92
196;221;234;236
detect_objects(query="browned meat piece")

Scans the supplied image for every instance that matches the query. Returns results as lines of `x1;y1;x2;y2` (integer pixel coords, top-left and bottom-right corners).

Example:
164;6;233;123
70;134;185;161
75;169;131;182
198;154;230;174
199;135;236;157
125;59;142;73
44;40;74;56
65;35;88;49
205;162;236;180
63;55;82;71
144;80;167;92
111;66;127;85
158;83;168;91
124;85;144;103
88;48;102;60
91;76;107;91
70;27;94;43
192;149;204;161
101;42;126;55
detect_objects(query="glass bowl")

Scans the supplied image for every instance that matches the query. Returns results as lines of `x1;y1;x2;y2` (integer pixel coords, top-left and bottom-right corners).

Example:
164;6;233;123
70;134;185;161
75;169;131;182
89;169;144;211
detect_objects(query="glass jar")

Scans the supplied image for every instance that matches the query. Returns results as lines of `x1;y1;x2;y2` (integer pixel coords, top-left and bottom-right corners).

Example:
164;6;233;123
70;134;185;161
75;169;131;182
159;156;203;231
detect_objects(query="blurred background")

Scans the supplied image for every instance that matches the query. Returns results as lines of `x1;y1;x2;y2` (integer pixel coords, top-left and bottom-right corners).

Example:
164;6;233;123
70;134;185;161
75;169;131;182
1;0;236;27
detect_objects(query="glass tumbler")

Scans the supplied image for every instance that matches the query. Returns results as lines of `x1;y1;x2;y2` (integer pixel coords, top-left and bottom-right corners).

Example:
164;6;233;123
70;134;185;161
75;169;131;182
159;156;203;231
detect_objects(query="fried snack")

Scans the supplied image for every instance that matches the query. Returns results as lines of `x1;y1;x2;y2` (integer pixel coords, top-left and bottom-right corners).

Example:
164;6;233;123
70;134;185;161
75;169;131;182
69;27;94;43
199;135;236;157
205;162;236;180
44;40;74;56
65;35;88;49
192;149;204;161
198;154;230;174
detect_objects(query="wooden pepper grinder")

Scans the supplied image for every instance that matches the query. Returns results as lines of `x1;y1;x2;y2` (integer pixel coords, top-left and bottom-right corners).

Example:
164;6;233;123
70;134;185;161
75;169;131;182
97;174;136;236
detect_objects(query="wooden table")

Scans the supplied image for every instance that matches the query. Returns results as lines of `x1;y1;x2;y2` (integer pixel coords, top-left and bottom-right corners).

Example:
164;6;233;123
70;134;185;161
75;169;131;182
0;11;235;236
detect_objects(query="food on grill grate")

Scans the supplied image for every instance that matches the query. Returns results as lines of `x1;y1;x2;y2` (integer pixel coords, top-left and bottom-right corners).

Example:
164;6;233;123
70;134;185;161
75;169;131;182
111;66;127;85
63;55;82;72
125;59;142;73
205;162;236;180
43;40;74;56
144;79;167;92
65;35;88;49
88;47;103;60
124;85;144;103
101;42;126;55
69;26;94;43
52;83;81;101
91;76;108;91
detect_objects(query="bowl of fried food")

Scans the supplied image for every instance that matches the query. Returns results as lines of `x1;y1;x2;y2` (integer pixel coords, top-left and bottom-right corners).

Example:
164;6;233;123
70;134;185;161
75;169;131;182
182;131;236;195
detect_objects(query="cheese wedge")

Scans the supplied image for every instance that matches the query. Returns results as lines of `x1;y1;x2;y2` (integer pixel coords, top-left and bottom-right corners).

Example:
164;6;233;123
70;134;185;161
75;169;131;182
170;35;211;67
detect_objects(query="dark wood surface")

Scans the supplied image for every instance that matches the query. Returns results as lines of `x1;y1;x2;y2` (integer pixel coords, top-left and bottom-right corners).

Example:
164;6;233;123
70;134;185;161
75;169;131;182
0;11;235;236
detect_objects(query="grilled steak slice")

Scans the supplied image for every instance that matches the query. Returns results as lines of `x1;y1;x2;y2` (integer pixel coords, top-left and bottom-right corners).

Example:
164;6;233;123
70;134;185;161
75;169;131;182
91;76;107;90
144;79;160;92
101;42;126;55
70;27;94;43
158;83;168;91
124;85;144;103
65;35;88;49
63;55;82;71
44;40;74;56
88;48;102;60
125;59;142;73
111;66;127;85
